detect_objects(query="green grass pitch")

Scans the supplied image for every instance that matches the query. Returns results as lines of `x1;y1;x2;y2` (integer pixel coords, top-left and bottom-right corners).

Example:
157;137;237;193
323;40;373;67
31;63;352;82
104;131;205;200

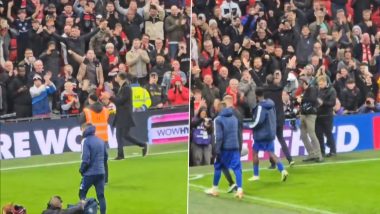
1;143;188;214
189;150;380;214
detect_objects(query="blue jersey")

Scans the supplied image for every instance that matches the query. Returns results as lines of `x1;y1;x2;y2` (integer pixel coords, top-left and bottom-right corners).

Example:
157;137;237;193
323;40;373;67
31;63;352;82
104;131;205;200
214;108;239;154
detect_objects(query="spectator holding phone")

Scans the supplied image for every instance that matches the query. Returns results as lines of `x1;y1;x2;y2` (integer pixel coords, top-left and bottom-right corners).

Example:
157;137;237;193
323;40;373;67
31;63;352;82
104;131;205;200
358;94;380;113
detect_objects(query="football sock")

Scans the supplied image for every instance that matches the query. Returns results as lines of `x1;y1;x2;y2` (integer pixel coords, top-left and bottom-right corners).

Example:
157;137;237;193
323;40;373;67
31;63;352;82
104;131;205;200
277;162;284;172
234;169;242;188
254;163;259;176
213;169;222;186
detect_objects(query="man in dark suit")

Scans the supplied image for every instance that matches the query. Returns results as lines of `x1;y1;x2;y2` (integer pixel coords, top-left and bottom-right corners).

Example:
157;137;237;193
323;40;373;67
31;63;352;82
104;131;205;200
111;72;148;160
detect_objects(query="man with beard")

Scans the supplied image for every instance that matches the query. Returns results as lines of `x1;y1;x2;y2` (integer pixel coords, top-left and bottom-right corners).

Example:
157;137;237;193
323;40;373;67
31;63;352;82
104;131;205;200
151;54;171;84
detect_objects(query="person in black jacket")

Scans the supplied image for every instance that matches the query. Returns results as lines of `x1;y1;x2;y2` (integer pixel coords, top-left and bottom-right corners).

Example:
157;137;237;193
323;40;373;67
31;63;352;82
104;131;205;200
316;76;337;157
7;63;32;118
45;25;100;77
110;72;148;159
145;72;166;108
264;72;294;167
27;19;48;57
298;76;323;163
42;196;84;214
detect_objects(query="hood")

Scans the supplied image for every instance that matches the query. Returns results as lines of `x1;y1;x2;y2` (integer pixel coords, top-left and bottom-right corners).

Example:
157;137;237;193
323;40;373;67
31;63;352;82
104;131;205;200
83;125;96;137
219;108;234;117
171;75;183;85
260;99;275;110
89;102;104;113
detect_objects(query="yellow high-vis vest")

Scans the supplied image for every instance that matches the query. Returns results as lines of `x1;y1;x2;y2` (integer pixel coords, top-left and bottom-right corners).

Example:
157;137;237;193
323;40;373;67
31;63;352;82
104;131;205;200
131;85;152;109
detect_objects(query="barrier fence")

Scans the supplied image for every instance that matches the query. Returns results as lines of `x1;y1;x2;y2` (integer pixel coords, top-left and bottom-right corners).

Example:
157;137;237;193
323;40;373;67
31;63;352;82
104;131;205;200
241;113;380;162
0;106;189;159
1;110;379;160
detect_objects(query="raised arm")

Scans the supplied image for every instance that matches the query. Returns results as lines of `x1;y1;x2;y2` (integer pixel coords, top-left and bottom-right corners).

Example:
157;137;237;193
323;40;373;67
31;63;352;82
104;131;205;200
68;49;85;64
114;0;128;16
31;4;42;19
73;0;84;16
156;4;165;20
80;28;100;42
7;1;14;23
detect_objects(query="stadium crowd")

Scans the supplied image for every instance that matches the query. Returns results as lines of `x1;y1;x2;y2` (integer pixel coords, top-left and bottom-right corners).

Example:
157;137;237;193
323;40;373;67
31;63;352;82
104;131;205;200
190;0;380;166
0;0;191;119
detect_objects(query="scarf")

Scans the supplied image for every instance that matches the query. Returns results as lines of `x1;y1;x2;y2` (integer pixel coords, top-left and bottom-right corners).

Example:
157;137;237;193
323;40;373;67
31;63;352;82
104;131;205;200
362;44;372;63
225;86;238;107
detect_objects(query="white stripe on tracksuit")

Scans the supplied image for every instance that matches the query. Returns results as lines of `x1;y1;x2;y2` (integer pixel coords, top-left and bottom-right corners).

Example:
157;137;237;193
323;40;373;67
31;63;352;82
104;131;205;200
250;105;262;128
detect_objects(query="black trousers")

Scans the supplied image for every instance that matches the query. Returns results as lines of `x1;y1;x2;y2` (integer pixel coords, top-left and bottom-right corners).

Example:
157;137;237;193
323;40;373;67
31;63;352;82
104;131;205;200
116;126;146;158
14;104;32;118
316;115;336;155
104;144;108;183
270;124;293;165
276;124;292;162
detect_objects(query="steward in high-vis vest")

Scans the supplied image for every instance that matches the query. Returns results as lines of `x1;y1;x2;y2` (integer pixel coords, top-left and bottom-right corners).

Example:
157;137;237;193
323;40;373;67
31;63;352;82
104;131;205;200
79;93;110;184
130;82;152;111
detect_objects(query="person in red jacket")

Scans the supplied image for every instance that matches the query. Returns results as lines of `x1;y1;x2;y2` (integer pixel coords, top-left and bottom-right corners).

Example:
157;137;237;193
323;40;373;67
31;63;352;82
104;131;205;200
167;76;189;106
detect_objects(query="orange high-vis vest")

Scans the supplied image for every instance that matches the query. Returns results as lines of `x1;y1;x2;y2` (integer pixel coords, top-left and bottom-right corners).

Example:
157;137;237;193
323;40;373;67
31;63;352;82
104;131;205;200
83;107;110;142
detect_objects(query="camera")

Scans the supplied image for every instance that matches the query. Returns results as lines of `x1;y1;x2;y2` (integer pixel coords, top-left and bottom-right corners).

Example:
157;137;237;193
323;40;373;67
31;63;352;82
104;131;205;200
204;118;212;126
365;99;373;106
284;100;299;131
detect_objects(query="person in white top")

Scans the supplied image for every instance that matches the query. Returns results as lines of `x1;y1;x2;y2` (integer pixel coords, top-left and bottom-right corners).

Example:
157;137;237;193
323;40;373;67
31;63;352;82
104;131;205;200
220;0;241;19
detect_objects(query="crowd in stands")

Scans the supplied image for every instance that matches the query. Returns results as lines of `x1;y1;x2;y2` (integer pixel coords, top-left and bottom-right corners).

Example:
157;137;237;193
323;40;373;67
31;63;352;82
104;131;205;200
0;0;191;119
190;0;380;166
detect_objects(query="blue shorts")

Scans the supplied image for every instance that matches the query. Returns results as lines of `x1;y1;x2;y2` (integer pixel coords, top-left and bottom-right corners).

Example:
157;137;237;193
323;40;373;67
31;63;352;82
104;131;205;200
214;151;241;171
253;140;275;153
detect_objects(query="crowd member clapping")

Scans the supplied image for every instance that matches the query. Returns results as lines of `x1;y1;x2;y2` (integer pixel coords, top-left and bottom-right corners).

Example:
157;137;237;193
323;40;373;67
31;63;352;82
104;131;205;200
1;0;191;119
190;0;380;165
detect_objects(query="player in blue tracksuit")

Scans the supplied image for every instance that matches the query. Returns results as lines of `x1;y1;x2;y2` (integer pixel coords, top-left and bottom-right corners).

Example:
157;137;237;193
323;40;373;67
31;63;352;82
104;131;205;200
248;88;289;182
79;123;108;214
205;102;243;199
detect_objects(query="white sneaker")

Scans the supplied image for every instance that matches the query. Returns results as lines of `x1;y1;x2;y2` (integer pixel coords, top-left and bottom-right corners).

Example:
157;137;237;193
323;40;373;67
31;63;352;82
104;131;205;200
205;186;219;197
289;160;295;167
227;183;237;193
281;170;289;182
234;188;243;199
248;175;260;181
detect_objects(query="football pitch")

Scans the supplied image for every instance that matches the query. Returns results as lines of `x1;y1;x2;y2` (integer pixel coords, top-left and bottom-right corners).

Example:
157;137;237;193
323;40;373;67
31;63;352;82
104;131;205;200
1;143;188;214
189;150;380;214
